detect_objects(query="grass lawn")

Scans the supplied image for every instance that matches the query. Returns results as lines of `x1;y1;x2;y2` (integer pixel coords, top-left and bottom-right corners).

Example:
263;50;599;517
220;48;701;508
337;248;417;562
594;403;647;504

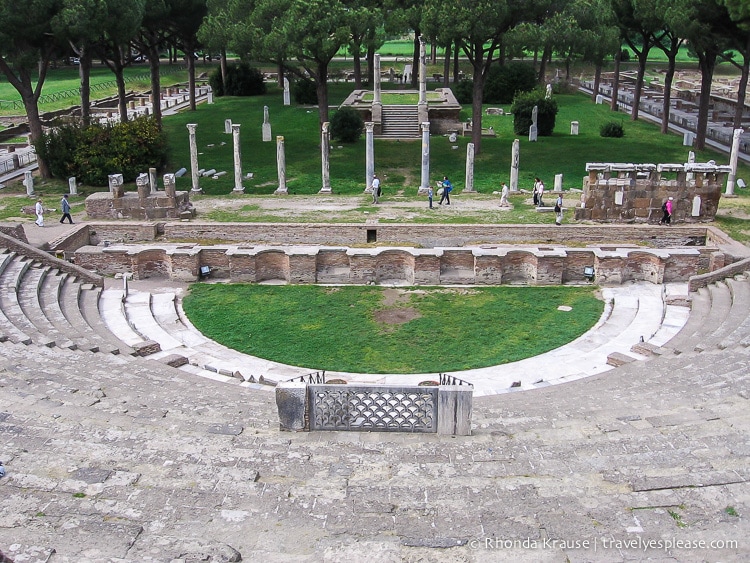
162;82;750;197
182;284;603;374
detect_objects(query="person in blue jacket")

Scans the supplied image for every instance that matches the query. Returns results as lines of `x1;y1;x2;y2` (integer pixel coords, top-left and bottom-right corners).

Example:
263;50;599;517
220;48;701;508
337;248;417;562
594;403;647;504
438;176;453;205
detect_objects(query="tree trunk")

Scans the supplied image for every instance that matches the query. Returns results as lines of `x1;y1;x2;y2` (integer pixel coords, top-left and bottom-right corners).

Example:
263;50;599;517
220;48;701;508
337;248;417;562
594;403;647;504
277;62;284;88
631;49;649;121
315;61;330;127
538;44;551;84
453;40;460;84
186;42;196;111
533;48;538;72
734;35;750;130
470;52;487;155
79;51;92;127
443;42;451;87
221;49;228;90
661;55;677;134
22;92;50;178
352;40;362;89
430;39;436;64
695;53;717;150
411;33;420;88
366;46;375;87
592;63;602;103
611;50;620;112
148;45;162;128
115;63;128;123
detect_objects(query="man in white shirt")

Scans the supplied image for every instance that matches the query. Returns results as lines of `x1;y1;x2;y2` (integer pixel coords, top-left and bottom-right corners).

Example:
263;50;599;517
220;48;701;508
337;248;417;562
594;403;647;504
371;174;381;204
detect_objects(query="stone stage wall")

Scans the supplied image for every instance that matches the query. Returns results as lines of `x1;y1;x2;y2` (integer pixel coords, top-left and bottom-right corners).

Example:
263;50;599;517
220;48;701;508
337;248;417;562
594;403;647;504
73;243;713;286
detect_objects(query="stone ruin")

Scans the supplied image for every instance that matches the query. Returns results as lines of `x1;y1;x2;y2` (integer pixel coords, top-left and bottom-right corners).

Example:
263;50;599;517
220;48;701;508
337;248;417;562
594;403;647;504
85;172;196;220
576;162;731;223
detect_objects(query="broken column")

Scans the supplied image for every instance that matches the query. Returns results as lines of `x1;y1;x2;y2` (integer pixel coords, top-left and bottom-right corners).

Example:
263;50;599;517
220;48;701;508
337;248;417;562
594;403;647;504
108;173;124;198
149;167;157;194
320;122;331;194
163;173;176;198
24;171;34;196
510;139;520;191
275;135;288;195
365;122;375;193
187;123;202;194
232;123;244;193
262;106;272;142
136;173;150;200
464;142;475;192
725;128;744;196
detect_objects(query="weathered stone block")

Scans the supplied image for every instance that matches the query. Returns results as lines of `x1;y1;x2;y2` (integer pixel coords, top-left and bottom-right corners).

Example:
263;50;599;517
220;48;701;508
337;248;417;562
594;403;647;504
276;382;308;431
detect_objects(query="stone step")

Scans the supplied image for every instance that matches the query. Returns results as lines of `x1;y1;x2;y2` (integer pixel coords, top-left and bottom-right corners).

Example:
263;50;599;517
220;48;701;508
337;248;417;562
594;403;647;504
38;270;101;353
711;277;750;348
99;288;149;349
123;291;185;352
16;264;78;350
74;284;134;355
663;287;711;353
0;257;55;347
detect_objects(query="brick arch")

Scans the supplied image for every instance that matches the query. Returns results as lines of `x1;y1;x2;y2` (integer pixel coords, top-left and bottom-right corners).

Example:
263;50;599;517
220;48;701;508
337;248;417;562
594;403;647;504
255;250;290;282
375;250;415;284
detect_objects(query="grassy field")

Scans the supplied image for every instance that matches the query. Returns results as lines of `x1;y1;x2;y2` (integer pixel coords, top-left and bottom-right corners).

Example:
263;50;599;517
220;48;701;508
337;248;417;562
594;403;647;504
162;82;750;197
182;284;604;373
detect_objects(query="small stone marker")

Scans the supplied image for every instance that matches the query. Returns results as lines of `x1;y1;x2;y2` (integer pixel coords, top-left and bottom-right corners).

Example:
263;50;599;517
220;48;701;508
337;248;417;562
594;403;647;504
24;171;34;196
224;119;232;134
692;195;701;216
683;131;694;146
262;106;272;142
283;77;290;106
554;173;563;191
596;94;604;104
570;121;579;135
68;177;78;195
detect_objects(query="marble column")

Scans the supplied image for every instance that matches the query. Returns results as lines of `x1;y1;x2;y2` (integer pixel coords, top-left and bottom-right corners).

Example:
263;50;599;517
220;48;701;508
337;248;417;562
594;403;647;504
418;36;428;124
320;122;332;193
419;122;430;194
725;128;744;196
149;167;157;194
418;36;427;105
232;124;244;193
365;122;375;192
24;171;34;196
510;139;520;191
283;78;290;106
275;136;288;195
554;174;563;191
187;123;202;193
373;54;381;105
686;150;696;182
262;106;272;142
464;142;475;192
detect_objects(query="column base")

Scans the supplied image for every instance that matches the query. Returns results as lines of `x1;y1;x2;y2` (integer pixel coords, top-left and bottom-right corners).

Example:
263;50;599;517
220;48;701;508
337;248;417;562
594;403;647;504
232;187;245;194
417;187;430;195
318;187;332;194
190;187;203;194
462;188;476;193
274;187;288;195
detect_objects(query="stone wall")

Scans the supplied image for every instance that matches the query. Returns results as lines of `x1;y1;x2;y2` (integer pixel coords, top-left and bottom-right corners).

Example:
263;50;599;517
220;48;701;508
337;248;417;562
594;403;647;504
576;162;729;223
0;222;29;244
85;190;194;220
73;243;712;286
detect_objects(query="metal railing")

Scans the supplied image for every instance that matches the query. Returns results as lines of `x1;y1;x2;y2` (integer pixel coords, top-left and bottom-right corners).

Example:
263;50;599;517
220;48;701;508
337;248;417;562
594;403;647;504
287;370;327;384
439;373;474;387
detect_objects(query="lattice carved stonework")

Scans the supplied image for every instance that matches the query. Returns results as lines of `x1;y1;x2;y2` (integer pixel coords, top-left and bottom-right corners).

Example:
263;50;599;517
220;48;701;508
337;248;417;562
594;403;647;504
309;386;437;432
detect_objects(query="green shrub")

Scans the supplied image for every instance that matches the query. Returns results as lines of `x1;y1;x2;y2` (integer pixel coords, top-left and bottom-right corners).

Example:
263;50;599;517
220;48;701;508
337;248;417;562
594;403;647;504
600;121;625;138
293;79;318;105
510;89;559;136
454;79;473;105
330;107;364;143
34;117;169;186
484;62;537;104
209;63;266;97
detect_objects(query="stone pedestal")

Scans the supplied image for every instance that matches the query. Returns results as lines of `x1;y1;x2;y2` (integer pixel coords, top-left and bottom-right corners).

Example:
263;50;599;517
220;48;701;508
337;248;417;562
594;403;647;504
437;386;472;436
163;174;176;198
275;382;308;432
554;174;563;191
136;173;150;200
108;173;124;198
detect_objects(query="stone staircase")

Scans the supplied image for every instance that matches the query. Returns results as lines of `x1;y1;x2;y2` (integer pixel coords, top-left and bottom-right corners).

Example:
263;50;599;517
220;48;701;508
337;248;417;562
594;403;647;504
379;105;420;139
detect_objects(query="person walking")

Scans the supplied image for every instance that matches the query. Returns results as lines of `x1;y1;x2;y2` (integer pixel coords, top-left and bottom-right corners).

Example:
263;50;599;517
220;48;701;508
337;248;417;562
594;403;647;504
60;194;73;224
660;196;673;225
438;176;453;205
427;185;434;209
536;180;545;207
34;198;44;227
371;174;381;204
499;182;509;207
554;192;564;225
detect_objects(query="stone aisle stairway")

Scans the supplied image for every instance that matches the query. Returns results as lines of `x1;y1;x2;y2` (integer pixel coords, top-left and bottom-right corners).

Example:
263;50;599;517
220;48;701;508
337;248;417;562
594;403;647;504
379;105;420;139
